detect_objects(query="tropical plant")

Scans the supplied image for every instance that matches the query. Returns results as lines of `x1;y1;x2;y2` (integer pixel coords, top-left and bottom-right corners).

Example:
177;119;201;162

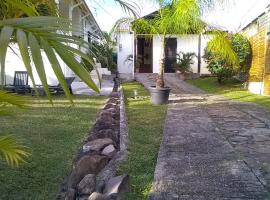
89;32;117;72
0;1;100;104
176;52;196;73
0;90;30;166
231;33;252;73
204;49;234;84
0;0;137;167
132;0;238;88
205;33;251;84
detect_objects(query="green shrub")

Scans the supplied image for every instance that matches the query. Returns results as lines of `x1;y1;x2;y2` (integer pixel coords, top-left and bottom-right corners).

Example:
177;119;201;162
231;34;252;73
204;49;234;84
204;33;251;84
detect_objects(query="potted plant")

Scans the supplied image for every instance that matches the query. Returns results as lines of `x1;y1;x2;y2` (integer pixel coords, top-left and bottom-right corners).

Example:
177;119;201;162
132;0;205;105
176;52;196;80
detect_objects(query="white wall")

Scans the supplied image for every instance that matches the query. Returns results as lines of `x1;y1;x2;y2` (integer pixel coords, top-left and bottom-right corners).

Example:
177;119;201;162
4;0;101;86
151;34;212;74
176;35;199;73
248;82;264;95
153;35;162;73
117;32;134;75
200;35;212;74
5;45;59;86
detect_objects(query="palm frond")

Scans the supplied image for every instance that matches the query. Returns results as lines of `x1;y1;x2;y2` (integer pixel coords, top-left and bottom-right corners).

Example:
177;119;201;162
0;135;30;167
0;16;100;101
114;0;140;18
207;32;239;67
110;17;134;36
0;90;27;115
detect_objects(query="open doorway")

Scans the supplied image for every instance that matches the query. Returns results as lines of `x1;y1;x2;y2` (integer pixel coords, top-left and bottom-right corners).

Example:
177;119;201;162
136;37;153;73
164;38;177;73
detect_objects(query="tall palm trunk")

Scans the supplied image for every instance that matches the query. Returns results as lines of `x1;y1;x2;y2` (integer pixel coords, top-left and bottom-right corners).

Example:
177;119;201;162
156;35;165;88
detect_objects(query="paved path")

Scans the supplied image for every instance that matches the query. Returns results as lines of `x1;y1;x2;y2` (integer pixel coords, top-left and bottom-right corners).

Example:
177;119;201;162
135;73;270;200
72;76;114;96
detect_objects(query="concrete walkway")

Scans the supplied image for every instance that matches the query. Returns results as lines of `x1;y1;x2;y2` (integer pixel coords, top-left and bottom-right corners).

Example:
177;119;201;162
72;76;114;96
135;73;270;200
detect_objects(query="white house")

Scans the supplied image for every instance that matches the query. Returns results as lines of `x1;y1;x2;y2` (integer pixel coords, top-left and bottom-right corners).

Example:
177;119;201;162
5;0;103;86
116;13;213;80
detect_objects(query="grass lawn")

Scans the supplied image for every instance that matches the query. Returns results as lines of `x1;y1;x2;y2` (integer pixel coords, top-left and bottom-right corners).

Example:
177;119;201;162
119;82;167;200
187;77;270;109
0;95;105;200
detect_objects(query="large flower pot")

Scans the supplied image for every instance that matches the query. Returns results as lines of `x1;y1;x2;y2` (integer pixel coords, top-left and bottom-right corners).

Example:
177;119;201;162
149;86;171;105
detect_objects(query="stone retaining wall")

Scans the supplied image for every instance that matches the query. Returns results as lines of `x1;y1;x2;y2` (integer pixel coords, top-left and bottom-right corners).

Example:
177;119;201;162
57;80;129;200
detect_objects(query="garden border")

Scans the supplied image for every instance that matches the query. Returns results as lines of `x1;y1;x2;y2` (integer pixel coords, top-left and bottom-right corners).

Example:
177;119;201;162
57;79;129;200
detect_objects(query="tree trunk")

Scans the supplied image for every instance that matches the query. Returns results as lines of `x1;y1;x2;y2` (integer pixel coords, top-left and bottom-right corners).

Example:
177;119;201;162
156;35;165;88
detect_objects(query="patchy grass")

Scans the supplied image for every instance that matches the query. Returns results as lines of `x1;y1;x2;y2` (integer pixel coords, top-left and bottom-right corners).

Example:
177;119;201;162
119;82;167;200
187;77;270;109
0;95;105;200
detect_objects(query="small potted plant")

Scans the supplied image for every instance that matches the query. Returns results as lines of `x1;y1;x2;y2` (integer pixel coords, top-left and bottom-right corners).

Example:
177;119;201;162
176;52;196;80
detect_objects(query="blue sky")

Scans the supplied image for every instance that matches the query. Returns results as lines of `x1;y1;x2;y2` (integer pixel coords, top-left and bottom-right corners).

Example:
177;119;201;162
86;0;270;32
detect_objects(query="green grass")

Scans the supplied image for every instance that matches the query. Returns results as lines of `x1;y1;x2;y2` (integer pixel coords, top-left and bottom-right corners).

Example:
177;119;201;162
0;95;105;200
119;82;167;200
187;77;270;109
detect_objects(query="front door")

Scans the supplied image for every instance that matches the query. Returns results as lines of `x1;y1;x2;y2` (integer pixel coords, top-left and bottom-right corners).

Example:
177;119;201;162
164;38;177;73
136;37;153;73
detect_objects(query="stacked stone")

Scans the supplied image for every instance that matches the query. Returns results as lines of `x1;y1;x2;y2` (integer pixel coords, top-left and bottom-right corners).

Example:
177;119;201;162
58;85;128;200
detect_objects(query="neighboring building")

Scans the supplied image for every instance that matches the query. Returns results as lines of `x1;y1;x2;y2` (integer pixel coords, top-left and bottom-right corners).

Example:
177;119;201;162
242;5;270;95
116;12;213;79
5;0;103;86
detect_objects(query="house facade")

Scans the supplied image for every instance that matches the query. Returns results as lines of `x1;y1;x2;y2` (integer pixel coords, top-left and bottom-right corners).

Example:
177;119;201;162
116;19;212;79
242;5;270;95
5;0;103;86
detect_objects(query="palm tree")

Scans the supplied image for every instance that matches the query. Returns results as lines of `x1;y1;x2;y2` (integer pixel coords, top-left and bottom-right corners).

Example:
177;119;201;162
0;90;30;167
0;0;138;166
132;0;238;89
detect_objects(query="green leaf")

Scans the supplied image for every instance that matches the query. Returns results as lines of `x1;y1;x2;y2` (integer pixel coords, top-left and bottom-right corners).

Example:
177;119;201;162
0;26;13;85
5;0;38;17
0;135;30;167
52;42;102;88
28;33;52;102
16;29;38;94
40;38;73;104
52;43;100;93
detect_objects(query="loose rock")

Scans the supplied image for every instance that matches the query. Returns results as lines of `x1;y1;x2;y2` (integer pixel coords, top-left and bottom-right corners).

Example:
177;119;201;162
89;129;119;144
88;192;110;200
83;138;114;153
72;155;109;186
78;174;96;195
104;174;129;196
65;188;76;200
101;145;116;158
